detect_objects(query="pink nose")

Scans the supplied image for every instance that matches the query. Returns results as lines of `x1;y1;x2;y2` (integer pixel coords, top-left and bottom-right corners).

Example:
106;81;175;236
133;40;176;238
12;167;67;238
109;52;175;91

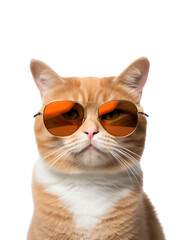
83;127;99;140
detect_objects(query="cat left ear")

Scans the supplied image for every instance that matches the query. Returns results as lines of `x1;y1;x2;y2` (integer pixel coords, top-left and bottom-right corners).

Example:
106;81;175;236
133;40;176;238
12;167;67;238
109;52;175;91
30;59;64;101
113;57;150;100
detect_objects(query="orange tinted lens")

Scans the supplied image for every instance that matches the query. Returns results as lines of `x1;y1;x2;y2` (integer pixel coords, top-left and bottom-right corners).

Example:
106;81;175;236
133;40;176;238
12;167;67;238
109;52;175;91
43;101;84;136
99;100;138;136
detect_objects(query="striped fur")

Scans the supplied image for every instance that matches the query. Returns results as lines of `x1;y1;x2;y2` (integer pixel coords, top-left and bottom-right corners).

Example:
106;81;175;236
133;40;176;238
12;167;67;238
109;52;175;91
28;58;165;240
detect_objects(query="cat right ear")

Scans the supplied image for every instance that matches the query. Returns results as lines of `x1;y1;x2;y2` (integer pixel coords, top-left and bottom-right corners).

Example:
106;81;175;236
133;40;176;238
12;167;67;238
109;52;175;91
30;59;64;101
113;57;150;101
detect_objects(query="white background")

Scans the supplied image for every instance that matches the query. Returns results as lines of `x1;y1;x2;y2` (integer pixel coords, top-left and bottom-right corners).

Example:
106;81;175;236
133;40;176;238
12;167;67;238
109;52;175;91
0;0;191;239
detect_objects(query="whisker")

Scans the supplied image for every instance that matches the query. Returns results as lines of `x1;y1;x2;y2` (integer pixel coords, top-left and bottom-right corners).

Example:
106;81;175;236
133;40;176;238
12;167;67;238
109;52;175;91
40;145;67;160
117;152;142;179
111;148;141;168
115;153;141;187
106;145;141;169
116;144;142;158
64;137;82;145
48;150;69;168
110;148;142;184
41;139;83;160
48;147;75;169
107;150;130;176
98;137;142;158
107;150;127;173
108;142;142;158
108;150;136;188
95;138;141;169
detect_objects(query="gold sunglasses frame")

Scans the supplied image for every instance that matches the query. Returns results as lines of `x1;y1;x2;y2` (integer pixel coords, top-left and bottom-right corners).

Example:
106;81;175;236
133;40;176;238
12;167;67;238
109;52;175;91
33;100;148;138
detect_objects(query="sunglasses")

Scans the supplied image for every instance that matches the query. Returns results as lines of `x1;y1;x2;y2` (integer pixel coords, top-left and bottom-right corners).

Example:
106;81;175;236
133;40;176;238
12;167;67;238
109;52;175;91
33;100;148;137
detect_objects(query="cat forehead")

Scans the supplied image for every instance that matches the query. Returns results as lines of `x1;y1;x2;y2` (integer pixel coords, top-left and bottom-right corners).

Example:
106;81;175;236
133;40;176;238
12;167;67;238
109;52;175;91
47;76;137;104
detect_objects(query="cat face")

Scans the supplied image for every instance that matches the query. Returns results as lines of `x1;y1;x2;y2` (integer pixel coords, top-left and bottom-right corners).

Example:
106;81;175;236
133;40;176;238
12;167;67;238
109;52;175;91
31;58;149;174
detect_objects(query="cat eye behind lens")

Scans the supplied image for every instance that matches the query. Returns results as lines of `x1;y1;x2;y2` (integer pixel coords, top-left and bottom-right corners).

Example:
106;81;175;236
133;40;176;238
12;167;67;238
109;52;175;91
43;101;84;136
98;100;138;137
34;100;148;137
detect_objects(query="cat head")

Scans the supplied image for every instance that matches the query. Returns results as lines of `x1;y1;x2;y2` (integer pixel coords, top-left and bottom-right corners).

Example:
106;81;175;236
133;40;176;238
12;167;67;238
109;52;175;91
31;57;149;174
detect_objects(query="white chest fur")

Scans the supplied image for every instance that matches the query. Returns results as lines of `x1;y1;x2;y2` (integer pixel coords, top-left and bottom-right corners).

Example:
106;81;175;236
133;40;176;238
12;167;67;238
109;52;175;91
34;158;132;229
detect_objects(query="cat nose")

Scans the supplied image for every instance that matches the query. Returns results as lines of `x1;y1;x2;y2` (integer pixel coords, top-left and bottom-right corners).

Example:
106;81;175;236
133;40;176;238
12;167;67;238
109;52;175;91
83;127;99;140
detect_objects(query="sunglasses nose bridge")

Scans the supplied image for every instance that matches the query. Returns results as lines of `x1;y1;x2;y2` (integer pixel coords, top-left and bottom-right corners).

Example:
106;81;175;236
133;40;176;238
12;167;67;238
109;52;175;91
82;103;100;120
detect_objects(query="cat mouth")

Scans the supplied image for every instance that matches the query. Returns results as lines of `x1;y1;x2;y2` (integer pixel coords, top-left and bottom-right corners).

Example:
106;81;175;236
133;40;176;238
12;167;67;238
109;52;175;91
79;143;102;153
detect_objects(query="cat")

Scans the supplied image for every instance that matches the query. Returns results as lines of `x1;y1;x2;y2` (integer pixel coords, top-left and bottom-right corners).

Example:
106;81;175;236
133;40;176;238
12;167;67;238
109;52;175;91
27;57;165;240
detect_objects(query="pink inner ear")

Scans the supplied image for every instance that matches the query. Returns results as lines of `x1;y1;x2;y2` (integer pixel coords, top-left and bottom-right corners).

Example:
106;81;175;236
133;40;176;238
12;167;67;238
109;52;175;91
113;58;149;100
30;59;65;103
137;73;147;92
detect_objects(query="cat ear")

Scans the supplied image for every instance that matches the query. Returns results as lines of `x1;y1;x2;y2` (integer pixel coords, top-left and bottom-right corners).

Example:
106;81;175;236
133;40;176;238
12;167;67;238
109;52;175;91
30;59;64;100
113;57;150;100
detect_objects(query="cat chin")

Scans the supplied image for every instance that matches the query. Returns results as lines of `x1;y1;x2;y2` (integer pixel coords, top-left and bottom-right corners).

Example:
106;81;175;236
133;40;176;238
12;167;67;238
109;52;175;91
78;144;103;154
70;148;112;168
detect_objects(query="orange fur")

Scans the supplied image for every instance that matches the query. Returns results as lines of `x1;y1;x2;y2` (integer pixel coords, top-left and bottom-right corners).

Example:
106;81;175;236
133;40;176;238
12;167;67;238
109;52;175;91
28;58;165;240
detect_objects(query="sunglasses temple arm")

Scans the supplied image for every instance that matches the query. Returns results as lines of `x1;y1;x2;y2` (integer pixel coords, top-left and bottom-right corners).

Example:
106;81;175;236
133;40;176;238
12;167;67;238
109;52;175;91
33;112;43;118
138;112;149;117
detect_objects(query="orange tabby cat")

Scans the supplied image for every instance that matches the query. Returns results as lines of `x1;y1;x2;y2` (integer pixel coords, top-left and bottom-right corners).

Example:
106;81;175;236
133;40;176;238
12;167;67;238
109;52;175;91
27;57;165;240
